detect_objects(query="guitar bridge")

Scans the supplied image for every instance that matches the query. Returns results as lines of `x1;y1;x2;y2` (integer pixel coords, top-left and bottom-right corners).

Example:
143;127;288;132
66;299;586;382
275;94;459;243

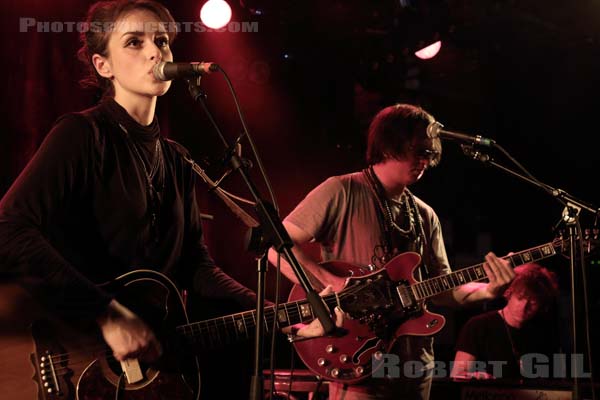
37;351;61;396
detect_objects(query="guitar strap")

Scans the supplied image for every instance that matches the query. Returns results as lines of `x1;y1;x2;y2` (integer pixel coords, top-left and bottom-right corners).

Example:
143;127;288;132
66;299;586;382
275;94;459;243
362;167;394;261
363;167;432;280
405;190;432;280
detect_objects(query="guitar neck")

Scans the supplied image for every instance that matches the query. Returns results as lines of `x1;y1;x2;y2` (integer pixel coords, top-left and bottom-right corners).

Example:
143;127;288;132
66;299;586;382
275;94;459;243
413;241;559;300
176;294;339;349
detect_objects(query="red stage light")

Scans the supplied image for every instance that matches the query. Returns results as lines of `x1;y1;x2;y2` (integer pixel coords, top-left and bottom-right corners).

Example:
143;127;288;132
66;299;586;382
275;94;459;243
200;0;232;29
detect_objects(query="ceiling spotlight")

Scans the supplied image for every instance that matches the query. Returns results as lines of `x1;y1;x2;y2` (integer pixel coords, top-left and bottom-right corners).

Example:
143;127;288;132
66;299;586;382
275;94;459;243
415;40;442;60
200;0;232;29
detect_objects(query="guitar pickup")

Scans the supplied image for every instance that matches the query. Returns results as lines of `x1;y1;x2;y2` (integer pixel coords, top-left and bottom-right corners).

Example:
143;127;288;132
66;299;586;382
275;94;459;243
396;285;416;309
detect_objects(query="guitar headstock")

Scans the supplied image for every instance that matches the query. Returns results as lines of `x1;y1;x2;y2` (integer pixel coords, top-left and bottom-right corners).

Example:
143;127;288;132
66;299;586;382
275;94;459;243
553;227;600;257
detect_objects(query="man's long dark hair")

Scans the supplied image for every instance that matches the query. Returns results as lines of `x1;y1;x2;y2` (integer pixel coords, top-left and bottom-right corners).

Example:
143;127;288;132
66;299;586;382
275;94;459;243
366;103;442;166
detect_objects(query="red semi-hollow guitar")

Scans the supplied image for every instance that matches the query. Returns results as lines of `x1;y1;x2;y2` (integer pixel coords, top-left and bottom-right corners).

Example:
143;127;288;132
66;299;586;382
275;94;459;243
288;237;595;384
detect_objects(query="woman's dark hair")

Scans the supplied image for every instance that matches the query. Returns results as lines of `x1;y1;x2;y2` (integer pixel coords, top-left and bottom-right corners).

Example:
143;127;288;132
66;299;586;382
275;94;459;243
366;103;442;166
77;0;177;96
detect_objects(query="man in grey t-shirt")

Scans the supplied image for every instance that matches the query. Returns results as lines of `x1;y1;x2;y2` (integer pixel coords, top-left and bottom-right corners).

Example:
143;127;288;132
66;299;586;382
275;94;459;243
268;104;515;400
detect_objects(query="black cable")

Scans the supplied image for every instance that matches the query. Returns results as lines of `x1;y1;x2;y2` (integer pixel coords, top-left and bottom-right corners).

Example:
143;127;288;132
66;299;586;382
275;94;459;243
193;65;296;399
466;140;597;397
268;254;283;400
115;371;125;400
213;65;280;213
287;338;296;400
313;378;324;400
493;143;540;183
577;220;597;400
493;143;569;207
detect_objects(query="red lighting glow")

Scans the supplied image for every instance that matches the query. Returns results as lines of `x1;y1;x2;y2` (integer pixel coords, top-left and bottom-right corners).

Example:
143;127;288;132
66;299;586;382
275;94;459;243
200;0;232;29
414;41;442;60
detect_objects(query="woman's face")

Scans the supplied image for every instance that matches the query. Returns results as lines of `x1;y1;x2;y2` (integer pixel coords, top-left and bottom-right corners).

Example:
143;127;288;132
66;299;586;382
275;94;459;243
100;9;173;101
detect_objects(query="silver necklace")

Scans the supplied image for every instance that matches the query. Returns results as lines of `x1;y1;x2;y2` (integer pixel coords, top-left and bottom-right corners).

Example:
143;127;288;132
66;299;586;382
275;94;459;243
118;123;164;238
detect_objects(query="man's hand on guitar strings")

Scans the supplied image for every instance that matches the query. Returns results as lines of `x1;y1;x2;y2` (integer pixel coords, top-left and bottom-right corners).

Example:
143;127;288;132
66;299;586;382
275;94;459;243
285;285;345;339
481;252;515;299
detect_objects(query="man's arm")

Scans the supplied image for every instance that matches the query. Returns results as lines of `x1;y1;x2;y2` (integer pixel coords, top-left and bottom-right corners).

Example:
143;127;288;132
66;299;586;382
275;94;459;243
266;222;346;337
267;221;347;292
432;252;515;307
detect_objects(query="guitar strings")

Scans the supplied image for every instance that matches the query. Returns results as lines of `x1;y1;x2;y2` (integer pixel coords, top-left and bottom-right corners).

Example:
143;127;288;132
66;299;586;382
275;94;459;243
178;290;358;340
45;286;368;374
50;349;116;377
42;238;574;382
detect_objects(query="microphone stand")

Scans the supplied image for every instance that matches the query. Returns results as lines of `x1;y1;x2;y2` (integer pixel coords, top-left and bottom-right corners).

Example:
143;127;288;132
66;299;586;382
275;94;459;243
462;145;598;400
185;78;336;400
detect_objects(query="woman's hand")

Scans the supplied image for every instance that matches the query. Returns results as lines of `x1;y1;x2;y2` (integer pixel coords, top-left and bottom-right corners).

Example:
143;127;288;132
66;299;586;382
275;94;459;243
97;299;162;362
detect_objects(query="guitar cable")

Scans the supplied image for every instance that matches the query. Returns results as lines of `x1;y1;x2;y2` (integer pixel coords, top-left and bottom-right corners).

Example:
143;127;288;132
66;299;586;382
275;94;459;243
576;219;596;400
115;371;125;400
268;254;284;400
268;253;300;400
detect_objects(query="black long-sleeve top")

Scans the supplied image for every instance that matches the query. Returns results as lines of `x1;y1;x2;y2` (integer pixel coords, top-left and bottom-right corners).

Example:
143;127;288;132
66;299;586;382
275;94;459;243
0;98;257;319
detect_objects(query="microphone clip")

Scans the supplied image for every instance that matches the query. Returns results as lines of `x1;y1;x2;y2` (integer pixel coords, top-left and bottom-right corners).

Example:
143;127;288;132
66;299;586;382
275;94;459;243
211;133;253;190
461;144;491;163
221;133;246;167
187;77;206;102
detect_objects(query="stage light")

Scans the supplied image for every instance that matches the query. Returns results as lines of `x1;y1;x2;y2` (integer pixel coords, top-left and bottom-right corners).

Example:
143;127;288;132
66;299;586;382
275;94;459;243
414;40;442;60
200;0;232;29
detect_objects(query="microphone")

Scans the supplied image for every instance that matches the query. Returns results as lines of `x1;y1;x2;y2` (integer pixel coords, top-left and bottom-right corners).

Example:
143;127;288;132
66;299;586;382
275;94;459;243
427;121;496;147
153;61;219;81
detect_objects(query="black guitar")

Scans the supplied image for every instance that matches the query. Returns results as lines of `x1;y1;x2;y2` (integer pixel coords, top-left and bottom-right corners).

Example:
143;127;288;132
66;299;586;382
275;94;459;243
0;269;364;399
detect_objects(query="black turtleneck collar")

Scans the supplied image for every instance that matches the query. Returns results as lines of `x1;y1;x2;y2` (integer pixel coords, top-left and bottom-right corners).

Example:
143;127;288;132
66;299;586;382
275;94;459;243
102;97;160;143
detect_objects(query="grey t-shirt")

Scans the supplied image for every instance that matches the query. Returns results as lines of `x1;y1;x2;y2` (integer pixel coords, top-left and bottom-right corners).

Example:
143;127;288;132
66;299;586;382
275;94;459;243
285;172;451;388
286;171;451;276
285;171;453;388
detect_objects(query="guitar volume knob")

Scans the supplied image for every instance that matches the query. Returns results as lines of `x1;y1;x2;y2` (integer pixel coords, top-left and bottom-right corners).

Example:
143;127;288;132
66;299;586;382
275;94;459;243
317;358;328;367
355;366;364;376
339;354;349;363
426;319;439;328
325;344;336;353
331;368;340;378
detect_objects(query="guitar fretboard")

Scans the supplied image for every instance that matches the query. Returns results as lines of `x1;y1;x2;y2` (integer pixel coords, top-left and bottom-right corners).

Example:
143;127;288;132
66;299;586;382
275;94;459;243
175;294;339;349
412;241;558;300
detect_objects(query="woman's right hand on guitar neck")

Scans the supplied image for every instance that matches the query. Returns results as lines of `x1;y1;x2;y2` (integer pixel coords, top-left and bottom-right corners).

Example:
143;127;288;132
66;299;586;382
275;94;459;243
97;299;162;362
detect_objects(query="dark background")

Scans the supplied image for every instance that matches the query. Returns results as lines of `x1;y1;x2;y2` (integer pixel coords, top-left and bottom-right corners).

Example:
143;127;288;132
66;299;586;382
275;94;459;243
2;0;599;396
